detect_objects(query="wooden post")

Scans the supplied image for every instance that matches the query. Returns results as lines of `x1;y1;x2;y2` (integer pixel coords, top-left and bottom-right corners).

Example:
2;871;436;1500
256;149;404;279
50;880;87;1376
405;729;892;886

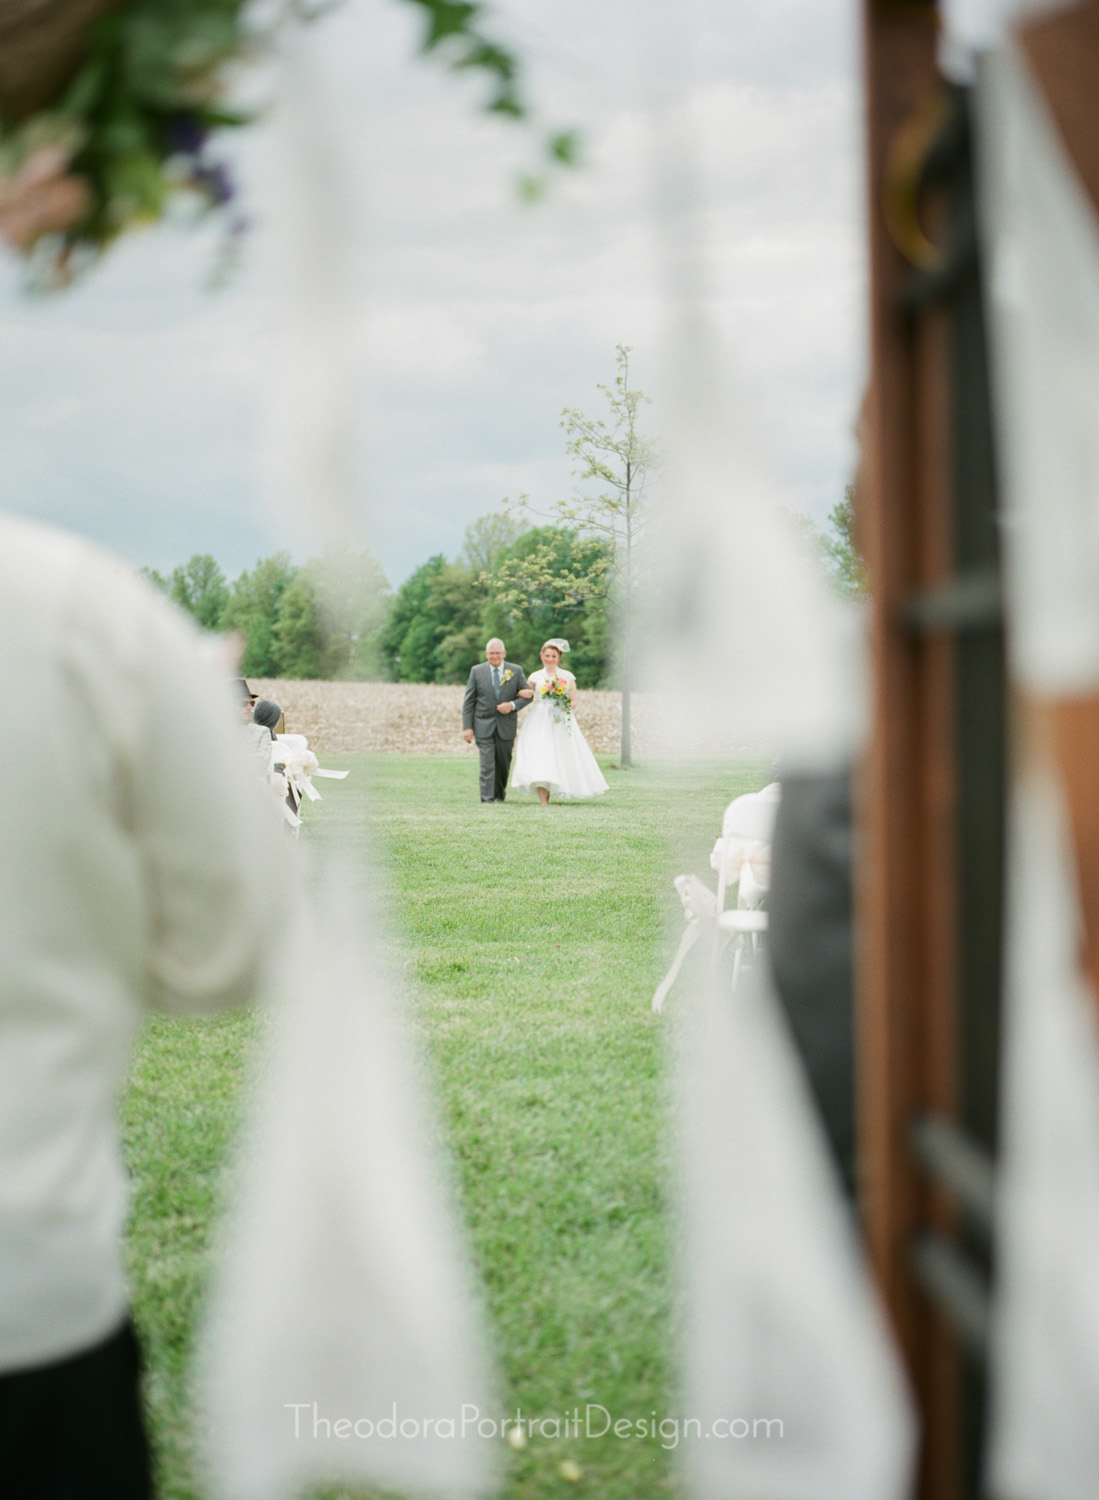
859;4;963;1496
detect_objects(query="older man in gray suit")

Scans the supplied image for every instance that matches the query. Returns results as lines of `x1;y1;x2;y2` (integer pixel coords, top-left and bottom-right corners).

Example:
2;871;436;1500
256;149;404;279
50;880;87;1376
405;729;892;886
462;637;532;801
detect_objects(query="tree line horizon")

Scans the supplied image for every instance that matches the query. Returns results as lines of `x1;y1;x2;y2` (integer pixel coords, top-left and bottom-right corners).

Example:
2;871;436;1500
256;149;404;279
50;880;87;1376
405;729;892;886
142;489;862;690
141;509;614;688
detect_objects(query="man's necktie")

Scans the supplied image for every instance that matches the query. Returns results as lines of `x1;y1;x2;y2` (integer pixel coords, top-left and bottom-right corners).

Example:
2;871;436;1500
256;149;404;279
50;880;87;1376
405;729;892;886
492;665;501;698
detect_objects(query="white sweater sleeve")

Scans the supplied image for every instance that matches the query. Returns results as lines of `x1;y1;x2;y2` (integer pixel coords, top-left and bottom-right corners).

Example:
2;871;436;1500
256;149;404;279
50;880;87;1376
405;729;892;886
65;551;286;1014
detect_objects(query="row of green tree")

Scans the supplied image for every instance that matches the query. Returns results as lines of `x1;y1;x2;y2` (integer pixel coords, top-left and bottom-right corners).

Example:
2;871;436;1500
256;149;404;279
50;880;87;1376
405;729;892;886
143;549;391;681
142;513;613;687
145;491;863;694
146;479;861;693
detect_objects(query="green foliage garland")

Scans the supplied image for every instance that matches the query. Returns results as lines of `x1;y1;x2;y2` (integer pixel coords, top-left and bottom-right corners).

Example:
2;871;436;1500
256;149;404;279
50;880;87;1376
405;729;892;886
0;0;579;283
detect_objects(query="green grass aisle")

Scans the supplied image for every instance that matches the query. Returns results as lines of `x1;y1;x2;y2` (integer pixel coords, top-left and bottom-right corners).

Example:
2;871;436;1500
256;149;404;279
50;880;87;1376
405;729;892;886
123;752;768;1499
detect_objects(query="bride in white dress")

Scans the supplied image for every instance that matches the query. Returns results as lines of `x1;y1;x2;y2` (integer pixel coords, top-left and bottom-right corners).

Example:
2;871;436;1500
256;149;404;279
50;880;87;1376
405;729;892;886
511;638;610;804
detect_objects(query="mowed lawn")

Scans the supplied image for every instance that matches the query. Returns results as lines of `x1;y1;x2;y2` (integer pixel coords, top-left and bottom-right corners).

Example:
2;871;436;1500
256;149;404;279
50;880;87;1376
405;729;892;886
123;752;769;1499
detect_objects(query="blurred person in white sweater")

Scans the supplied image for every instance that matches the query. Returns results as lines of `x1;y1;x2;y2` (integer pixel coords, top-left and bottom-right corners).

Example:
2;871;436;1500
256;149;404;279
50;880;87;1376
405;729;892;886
0;515;284;1499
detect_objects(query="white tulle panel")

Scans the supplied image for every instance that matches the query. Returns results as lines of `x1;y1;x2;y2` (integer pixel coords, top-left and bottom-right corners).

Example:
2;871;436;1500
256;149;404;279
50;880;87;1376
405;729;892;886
257;14;368;554
938;0;1077;80
645;328;868;773
199;867;498;1500
646;297;912;1493
194;23;498;1497
987;773;1099;1500
675;965;915;1500
976;43;1099;694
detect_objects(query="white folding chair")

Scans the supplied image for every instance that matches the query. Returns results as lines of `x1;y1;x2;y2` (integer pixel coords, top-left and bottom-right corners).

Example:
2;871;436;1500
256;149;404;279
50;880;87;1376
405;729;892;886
710;781;780;988
651;782;780;1011
652;875;717;1013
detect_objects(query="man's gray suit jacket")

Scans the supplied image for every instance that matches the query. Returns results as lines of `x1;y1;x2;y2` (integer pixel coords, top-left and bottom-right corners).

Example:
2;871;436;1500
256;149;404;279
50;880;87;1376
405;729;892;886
462;660;530;741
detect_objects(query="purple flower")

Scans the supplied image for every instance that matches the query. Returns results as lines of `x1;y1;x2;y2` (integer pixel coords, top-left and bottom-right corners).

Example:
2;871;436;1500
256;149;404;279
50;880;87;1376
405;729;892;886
193;160;235;205
166;113;207;158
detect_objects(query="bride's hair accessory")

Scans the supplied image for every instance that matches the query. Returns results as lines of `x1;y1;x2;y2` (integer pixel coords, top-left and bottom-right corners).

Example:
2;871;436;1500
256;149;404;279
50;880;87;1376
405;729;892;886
542;638;570;653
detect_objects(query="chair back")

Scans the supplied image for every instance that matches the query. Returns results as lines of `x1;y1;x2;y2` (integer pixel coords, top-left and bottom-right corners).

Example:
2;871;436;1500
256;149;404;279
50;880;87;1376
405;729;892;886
720;781;781;842
712;783;782;914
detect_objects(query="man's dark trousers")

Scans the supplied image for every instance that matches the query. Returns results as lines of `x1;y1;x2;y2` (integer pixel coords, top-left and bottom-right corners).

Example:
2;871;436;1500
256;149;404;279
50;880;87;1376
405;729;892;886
482;733;513;801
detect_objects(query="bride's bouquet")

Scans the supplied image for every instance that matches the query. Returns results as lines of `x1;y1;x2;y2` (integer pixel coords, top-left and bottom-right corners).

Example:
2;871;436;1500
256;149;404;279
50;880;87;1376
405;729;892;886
539;676;573;729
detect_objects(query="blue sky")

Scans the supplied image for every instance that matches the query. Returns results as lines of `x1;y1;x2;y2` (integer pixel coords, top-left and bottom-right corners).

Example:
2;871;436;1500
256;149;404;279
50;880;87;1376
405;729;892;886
0;0;864;591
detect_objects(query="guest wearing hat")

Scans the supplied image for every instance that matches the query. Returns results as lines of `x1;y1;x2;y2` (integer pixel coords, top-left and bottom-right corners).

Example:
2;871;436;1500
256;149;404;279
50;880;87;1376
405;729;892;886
252;699;299;823
234;677;258;721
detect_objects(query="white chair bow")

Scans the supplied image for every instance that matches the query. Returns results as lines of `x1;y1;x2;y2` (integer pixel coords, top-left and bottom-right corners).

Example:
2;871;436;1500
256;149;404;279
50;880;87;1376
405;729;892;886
269;732;349;832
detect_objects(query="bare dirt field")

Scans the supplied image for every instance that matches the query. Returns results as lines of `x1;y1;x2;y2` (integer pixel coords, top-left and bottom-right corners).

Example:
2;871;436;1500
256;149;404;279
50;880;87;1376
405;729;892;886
247;679;659;758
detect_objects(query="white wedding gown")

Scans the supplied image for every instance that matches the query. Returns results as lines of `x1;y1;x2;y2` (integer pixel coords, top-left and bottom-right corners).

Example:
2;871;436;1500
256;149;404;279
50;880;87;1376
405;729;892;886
511;669;610;800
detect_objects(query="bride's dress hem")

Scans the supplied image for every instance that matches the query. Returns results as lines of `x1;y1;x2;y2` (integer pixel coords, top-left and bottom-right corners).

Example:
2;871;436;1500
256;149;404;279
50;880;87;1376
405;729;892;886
513;776;606;801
